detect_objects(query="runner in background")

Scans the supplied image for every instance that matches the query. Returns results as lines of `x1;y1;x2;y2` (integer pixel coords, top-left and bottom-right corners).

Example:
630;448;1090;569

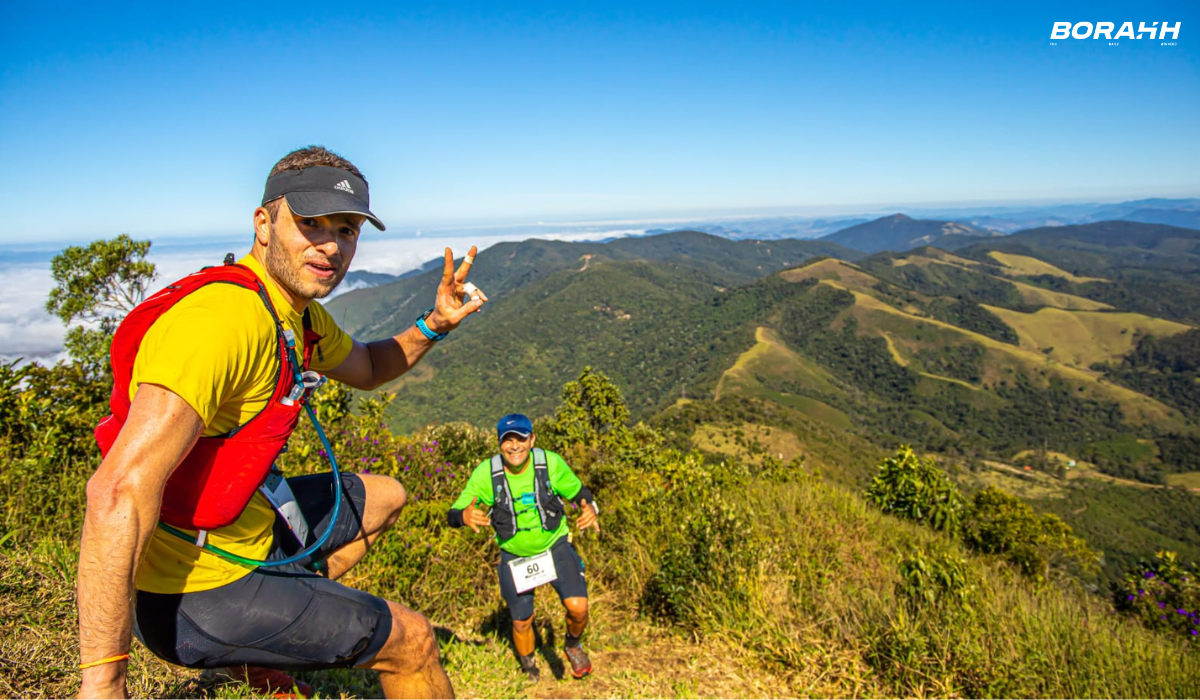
447;413;599;682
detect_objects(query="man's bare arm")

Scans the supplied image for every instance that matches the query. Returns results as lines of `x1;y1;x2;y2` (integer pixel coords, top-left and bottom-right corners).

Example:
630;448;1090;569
77;384;204;699
327;246;487;390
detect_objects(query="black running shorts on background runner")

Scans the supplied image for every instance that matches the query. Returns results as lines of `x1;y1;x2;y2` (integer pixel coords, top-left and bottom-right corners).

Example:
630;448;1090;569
498;535;589;620
134;473;393;670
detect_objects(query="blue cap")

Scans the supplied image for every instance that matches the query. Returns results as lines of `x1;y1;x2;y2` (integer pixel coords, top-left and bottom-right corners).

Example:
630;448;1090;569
497;413;533;440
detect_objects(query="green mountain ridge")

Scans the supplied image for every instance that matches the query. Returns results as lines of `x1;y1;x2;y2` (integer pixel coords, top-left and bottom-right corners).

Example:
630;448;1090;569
329;230;861;339
819;213;1002;253
324;223;1200;587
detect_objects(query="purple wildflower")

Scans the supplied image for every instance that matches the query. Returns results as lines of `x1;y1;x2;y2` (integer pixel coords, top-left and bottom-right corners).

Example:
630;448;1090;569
1145;571;1156;579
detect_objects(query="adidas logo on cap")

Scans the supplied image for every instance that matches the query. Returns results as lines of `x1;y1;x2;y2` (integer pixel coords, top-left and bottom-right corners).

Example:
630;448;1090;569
334;180;355;194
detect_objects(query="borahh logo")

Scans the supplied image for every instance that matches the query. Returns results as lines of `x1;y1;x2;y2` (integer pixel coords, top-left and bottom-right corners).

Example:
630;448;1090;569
1051;21;1181;40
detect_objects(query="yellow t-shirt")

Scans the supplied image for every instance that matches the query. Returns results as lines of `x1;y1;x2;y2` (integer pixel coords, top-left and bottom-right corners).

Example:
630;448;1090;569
132;255;354;594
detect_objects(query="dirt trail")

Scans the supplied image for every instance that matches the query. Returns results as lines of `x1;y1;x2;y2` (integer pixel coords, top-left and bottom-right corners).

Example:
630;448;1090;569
526;634;780;699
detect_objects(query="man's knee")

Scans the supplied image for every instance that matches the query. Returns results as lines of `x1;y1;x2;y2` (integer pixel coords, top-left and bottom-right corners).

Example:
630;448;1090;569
367;601;438;674
511;615;534;632
563;597;588;620
363;474;407;524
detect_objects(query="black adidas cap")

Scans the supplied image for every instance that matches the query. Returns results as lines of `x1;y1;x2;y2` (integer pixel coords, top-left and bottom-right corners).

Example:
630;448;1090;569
262;166;386;231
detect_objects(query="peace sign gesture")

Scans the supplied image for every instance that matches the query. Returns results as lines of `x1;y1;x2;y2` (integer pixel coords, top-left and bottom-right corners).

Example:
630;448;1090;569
424;246;489;334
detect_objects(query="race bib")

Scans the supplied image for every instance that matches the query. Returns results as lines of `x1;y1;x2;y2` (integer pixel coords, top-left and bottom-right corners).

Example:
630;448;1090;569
507;549;558;594
261;471;310;546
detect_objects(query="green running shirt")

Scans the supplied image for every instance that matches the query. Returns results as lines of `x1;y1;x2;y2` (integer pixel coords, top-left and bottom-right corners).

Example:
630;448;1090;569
451;449;583;557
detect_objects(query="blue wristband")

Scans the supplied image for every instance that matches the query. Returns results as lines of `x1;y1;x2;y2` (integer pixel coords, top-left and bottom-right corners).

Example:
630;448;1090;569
415;308;449;341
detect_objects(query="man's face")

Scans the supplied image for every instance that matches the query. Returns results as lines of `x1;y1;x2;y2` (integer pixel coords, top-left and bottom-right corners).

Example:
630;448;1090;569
255;199;364;301
500;432;535;469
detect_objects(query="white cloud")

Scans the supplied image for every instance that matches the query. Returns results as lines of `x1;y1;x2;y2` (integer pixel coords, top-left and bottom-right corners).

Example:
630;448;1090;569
0;227;645;360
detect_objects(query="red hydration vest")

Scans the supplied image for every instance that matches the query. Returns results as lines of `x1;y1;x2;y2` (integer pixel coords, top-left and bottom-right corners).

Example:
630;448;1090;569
94;263;321;531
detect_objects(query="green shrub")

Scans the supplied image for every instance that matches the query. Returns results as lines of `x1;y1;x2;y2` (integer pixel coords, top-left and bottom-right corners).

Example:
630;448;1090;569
897;550;974;610
641;453;762;626
961;486;1097;581
1115;550;1200;644
866;445;964;533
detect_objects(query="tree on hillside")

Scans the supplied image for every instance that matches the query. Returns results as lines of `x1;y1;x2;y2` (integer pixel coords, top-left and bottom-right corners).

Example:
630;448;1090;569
45;234;156;371
551;366;631;446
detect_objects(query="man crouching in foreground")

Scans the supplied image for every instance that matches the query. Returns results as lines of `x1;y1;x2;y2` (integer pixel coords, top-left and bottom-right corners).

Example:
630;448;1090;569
77;146;487;699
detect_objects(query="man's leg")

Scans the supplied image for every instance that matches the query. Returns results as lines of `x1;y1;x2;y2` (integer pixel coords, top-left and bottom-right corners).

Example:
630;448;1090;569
134;562;415;696
563;597;588;640
549;539;592;678
511;615;536;657
358;600;454;699
281;473;407;579
322;474;406;578
497;551;539;679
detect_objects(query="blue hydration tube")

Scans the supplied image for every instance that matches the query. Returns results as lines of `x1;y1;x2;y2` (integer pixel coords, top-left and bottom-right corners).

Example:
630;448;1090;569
158;330;344;569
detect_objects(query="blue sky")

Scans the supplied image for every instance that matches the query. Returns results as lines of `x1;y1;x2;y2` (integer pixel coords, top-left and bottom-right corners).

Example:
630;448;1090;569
1;0;1197;242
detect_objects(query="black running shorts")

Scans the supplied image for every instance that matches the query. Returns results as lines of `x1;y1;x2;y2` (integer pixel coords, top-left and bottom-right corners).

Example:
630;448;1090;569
498;535;589;620
133;473;393;671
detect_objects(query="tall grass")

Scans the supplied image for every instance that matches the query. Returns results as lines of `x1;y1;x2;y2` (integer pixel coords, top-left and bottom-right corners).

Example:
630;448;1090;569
4;384;1199;697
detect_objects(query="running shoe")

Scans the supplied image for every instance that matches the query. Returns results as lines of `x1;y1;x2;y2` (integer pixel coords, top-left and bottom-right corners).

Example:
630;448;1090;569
225;665;314;699
564;644;593;679
518;653;541;683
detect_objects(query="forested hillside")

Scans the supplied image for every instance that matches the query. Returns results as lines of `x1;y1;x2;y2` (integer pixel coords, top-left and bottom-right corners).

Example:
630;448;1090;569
328;224;1200;586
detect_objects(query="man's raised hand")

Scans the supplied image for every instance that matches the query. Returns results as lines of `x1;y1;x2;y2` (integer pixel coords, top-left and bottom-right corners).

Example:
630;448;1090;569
463;497;491;534
426;246;488;334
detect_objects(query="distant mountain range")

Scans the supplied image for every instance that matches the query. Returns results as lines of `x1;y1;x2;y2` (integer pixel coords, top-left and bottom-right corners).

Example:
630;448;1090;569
955;198;1200;234
817;213;1003;253
329;199;1200;294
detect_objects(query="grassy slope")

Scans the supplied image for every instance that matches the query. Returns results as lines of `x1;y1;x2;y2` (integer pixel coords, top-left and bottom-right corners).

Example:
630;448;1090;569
692;259;1200;593
982;305;1193;369
985;251;1107;283
889;252;1112;310
714;327;850;429
8;468;1200;699
817;276;1185;428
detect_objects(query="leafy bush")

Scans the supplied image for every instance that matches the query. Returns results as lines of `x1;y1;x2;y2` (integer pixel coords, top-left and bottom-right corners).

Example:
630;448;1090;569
1115;551;1200;644
641;452;762;625
897;550;974;610
0;359;109;466
960;487;1096;581
866;445;964;534
416;422;495;472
